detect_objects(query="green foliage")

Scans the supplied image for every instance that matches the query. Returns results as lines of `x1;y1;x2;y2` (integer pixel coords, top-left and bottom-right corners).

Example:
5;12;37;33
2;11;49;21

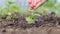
1;7;8;16
6;13;18;20
35;0;60;16
0;0;20;20
26;17;35;24
0;0;60;24
44;0;56;8
12;14;18;19
6;16;12;20
11;5;20;12
26;13;36;24
35;0;56;15
55;4;60;16
8;0;14;5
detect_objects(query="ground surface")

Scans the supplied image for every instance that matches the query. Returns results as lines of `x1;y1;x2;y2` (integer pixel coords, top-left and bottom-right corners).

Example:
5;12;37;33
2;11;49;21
0;14;60;34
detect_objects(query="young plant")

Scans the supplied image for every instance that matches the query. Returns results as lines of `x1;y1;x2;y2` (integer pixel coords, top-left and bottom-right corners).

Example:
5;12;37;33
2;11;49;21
25;13;36;24
0;0;20;20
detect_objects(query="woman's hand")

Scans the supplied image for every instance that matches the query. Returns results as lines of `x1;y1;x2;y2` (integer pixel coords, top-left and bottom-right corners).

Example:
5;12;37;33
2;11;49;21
28;0;47;10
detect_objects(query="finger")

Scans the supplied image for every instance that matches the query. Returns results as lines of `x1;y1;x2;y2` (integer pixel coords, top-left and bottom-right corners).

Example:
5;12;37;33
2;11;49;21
33;0;36;6
33;0;47;10
29;0;34;10
28;0;32;4
29;0;37;10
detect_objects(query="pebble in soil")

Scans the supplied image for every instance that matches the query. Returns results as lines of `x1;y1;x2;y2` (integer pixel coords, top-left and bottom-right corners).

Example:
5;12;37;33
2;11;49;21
35;18;45;27
2;29;6;33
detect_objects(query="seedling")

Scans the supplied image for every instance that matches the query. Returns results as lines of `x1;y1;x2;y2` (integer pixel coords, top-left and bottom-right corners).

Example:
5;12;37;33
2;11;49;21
25;12;36;24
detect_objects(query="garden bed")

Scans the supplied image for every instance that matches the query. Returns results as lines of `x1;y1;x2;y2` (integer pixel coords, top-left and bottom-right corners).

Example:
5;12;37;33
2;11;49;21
0;0;60;34
0;13;60;34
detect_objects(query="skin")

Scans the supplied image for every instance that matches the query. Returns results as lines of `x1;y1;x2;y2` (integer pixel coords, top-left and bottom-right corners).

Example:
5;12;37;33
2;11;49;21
28;0;47;10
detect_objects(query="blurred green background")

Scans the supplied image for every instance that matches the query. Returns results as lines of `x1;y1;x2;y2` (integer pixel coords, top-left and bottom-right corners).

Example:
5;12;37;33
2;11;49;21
0;0;60;16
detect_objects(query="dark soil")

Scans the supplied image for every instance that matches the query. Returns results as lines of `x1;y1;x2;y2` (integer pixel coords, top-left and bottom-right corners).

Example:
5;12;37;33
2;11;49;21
0;13;60;34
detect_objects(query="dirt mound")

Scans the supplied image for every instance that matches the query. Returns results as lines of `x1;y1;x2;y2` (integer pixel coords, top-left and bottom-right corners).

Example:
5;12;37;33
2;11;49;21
0;14;60;34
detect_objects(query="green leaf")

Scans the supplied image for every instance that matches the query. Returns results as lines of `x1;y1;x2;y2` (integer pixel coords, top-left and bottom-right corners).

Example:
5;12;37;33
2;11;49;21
6;16;12;20
44;0;56;8
1;9;8;16
26;17;35;24
12;14;18;19
8;1;14;5
11;6;20;11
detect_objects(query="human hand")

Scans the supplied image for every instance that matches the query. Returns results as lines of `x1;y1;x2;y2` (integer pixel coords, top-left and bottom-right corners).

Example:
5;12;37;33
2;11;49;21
28;0;47;10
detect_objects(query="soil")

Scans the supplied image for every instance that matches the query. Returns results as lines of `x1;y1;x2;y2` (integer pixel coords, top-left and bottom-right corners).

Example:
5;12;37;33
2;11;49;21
0;13;60;34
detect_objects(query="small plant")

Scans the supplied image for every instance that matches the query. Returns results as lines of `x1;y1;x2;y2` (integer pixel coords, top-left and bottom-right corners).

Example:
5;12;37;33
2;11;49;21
25;13;36;24
0;0;20;20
